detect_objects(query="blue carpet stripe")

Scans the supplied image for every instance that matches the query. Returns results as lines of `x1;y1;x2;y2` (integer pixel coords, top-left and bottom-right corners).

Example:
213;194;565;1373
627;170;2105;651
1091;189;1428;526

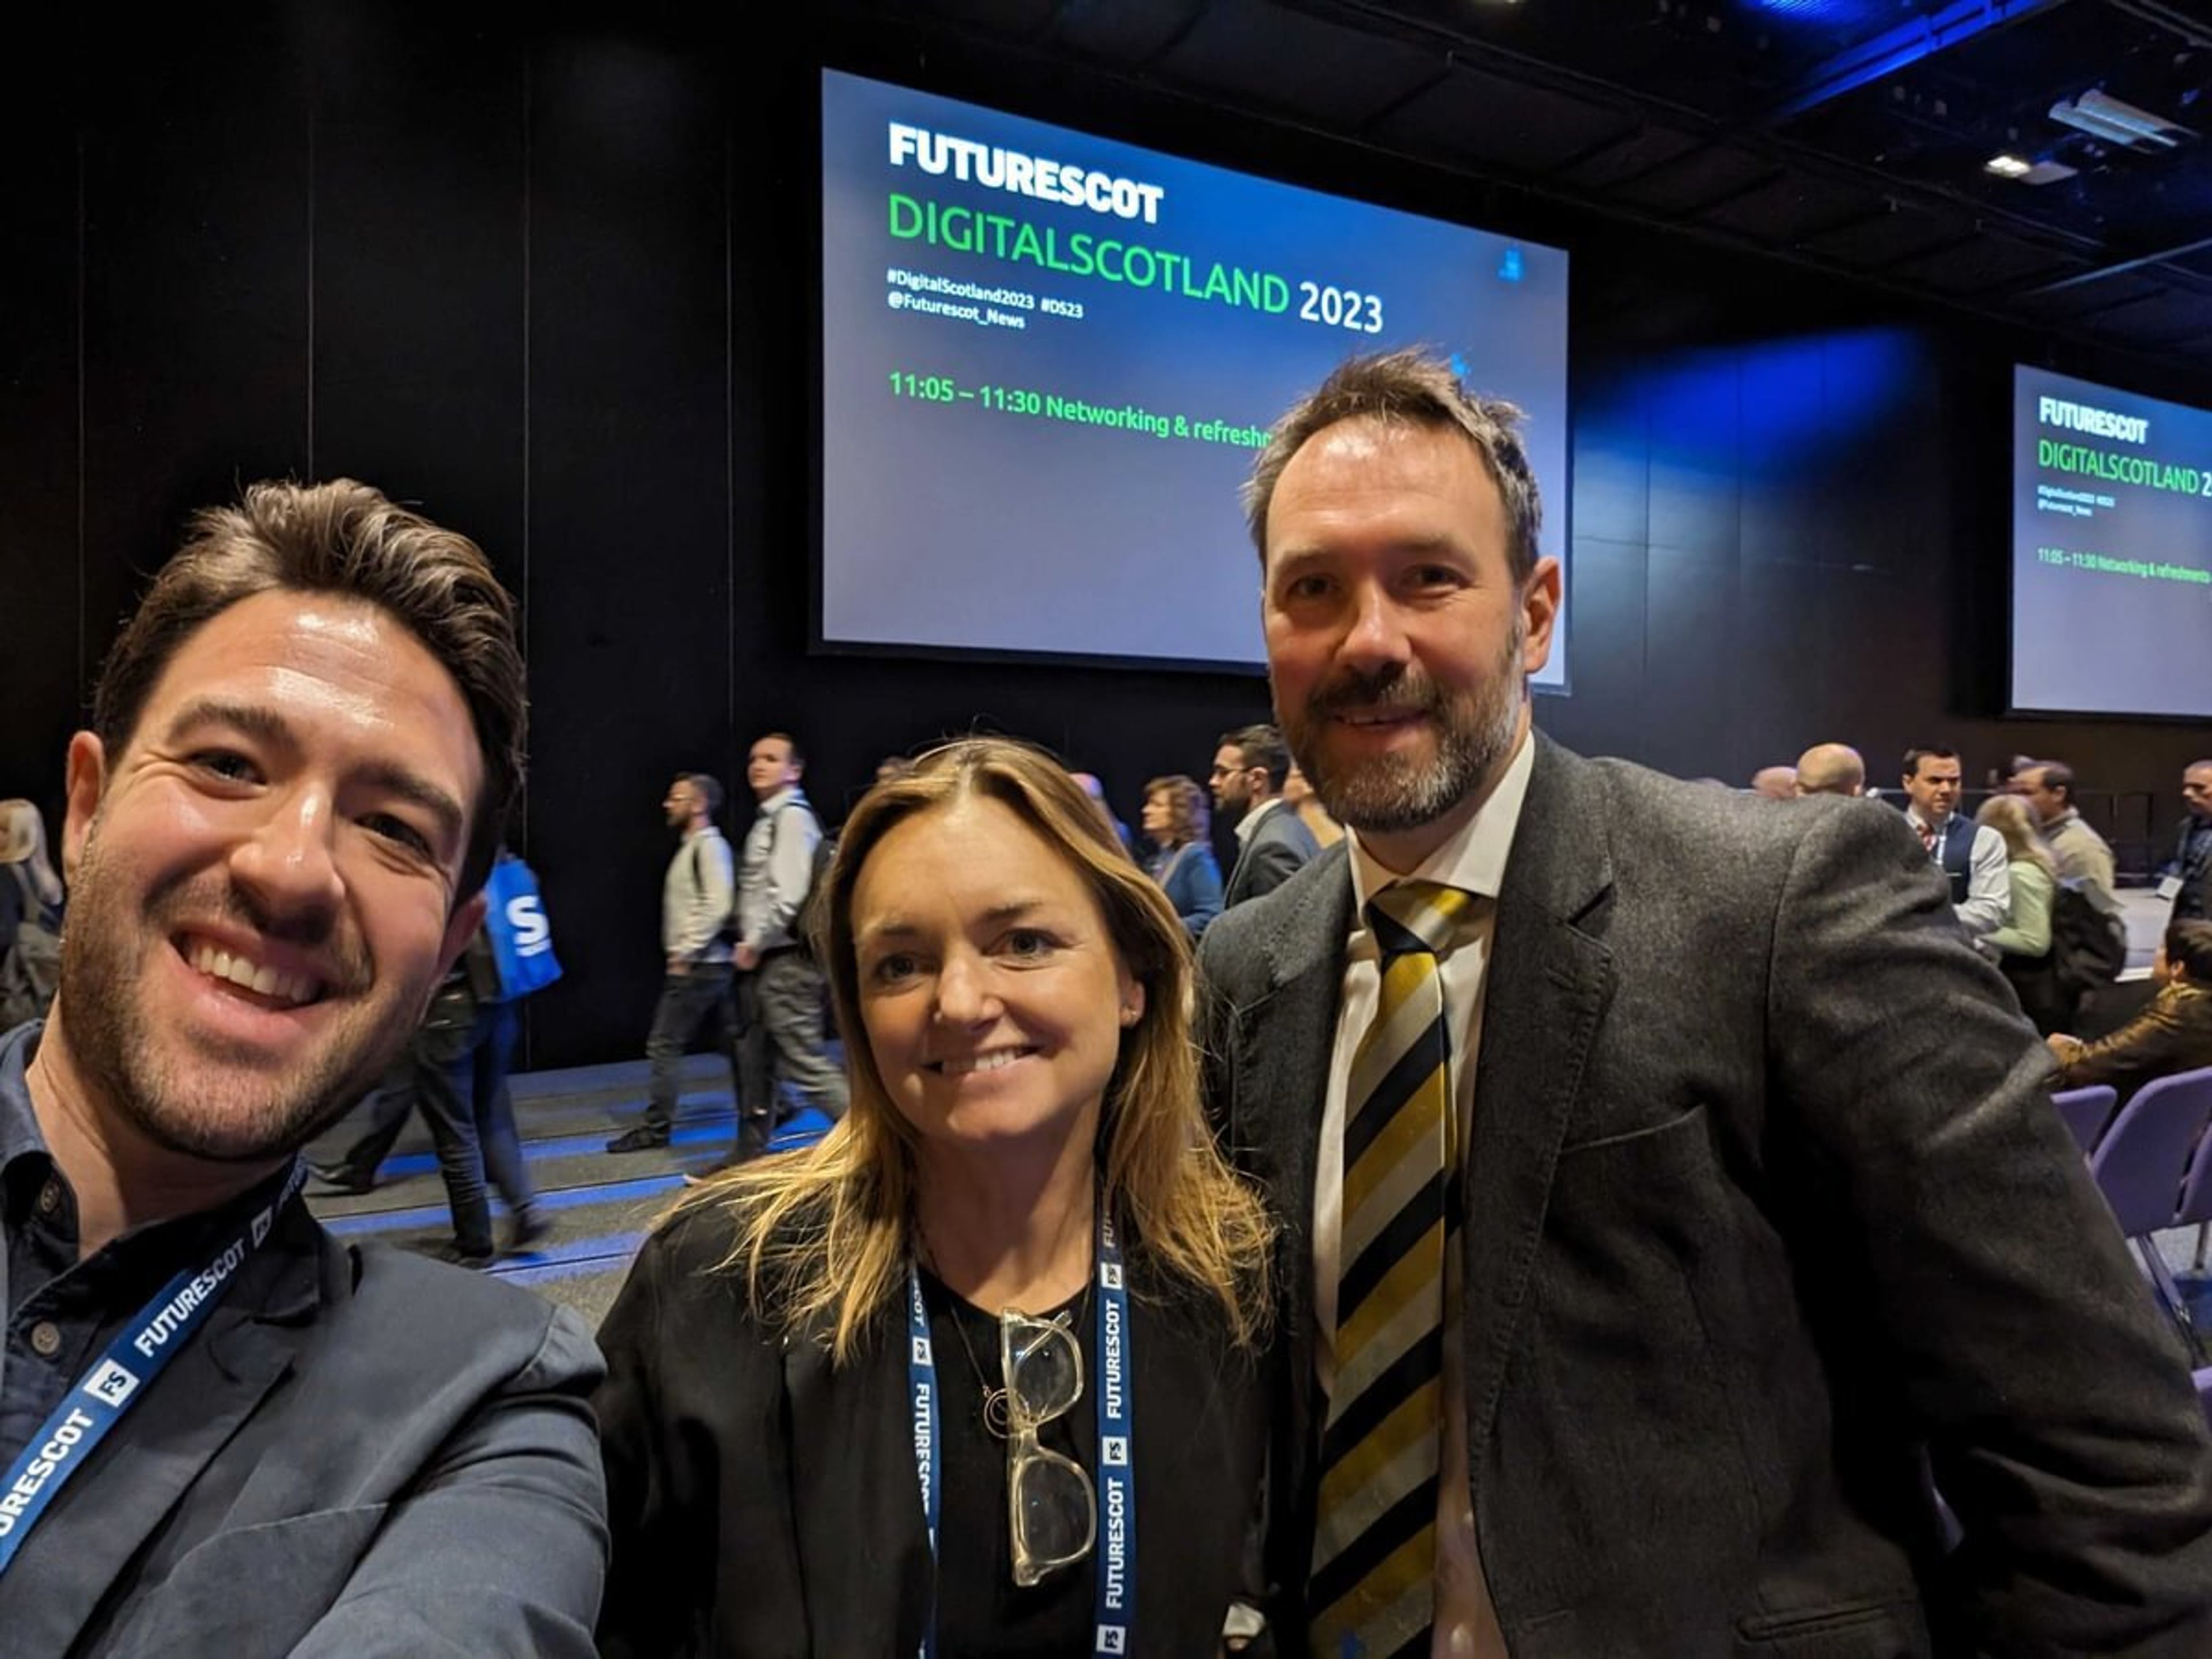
490;1230;649;1277
498;1246;653;1287
358;1109;834;1181
321;1175;687;1236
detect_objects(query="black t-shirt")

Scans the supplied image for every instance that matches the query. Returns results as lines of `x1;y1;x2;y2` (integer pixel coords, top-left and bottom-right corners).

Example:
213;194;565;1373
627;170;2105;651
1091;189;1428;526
919;1266;1094;1658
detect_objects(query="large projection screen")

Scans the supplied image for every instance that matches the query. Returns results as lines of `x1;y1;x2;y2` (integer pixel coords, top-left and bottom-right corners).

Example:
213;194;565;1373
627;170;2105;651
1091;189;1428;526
820;67;1573;681
2013;366;2212;719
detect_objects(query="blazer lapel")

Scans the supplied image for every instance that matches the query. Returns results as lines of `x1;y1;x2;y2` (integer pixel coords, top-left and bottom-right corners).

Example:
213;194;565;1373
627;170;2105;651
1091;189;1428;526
1459;736;1616;1465
0;1200;324;1655
1219;844;1354;1528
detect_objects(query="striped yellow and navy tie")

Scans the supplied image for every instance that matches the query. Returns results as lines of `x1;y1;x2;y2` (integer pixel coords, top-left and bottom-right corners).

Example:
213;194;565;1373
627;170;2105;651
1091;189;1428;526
1310;878;1472;1659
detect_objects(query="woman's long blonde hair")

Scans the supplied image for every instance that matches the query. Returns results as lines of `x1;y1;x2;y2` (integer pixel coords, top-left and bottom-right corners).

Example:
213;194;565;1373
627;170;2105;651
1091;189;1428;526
1976;793;2056;878
677;738;1273;1362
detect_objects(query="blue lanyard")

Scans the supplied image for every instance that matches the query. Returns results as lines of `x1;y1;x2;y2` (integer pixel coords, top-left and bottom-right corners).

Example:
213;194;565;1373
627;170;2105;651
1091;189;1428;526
904;1205;1137;1658
0;1159;306;1577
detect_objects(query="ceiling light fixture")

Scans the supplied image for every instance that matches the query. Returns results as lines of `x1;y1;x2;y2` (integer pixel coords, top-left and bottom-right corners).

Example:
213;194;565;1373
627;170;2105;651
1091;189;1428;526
2048;88;2192;150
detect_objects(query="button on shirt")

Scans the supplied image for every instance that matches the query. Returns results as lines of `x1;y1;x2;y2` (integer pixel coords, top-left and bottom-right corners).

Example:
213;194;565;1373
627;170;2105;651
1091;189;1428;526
0;1022;293;1470
1314;733;1535;1659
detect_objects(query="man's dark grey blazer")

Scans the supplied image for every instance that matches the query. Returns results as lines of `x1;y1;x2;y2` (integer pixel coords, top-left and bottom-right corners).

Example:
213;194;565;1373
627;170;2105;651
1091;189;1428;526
0;1049;608;1657
1223;797;1322;911
1198;733;2212;1657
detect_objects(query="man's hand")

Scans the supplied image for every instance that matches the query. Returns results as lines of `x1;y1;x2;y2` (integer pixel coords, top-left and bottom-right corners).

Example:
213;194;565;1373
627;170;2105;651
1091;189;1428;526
735;944;759;972
2047;1032;2085;1060
668;956;687;978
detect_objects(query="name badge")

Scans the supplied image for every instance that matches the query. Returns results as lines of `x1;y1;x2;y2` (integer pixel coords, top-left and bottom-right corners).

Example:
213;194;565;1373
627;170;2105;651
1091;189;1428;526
2159;875;2184;901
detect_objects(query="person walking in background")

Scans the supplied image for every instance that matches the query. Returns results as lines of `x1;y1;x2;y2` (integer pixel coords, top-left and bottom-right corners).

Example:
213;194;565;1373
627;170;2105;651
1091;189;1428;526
608;772;743;1154
1975;794;2070;1035
733;732;847;1144
2015;760;2116;899
0;800;65;1029
1213;723;1320;908
411;919;550;1264
2164;760;2212;923
1140;773;1222;940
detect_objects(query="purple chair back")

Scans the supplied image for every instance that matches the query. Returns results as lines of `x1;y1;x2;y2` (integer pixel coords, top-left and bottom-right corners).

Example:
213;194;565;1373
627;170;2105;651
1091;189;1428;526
2091;1067;2212;1237
2052;1085;2117;1154
2180;1108;2212;1229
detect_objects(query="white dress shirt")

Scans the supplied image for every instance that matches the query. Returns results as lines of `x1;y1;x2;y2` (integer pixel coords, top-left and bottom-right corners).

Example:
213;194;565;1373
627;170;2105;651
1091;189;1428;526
1904;807;2009;940
1314;733;1533;1659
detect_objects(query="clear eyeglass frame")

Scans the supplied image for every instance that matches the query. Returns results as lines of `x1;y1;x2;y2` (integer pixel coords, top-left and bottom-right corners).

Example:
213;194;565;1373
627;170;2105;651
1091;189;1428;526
999;1308;1096;1588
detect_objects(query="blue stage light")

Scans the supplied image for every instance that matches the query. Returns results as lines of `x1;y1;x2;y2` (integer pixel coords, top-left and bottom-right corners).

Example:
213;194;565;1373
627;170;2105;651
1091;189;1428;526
1750;0;1882;20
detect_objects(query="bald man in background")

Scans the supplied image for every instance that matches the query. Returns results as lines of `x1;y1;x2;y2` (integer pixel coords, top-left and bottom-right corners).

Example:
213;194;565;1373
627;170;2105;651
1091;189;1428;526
1796;744;1866;799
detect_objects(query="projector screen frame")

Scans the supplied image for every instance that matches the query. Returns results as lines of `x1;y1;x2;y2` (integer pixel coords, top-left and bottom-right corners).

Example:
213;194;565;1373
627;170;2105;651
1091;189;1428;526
806;55;1574;693
2006;361;2212;724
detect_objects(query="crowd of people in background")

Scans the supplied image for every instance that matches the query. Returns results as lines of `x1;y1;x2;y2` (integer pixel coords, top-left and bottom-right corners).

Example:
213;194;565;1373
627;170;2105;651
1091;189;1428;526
8;733;2210;1264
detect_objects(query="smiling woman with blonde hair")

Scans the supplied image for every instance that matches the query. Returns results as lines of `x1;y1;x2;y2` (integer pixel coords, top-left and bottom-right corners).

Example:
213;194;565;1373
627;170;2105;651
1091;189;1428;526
595;737;1274;1658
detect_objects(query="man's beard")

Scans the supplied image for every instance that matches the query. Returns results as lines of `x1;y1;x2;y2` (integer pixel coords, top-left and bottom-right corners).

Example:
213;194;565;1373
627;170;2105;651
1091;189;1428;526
58;830;409;1165
1281;617;1526;836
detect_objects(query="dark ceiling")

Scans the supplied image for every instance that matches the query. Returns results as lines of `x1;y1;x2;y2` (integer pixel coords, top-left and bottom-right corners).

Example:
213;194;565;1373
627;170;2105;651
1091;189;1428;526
855;0;2212;372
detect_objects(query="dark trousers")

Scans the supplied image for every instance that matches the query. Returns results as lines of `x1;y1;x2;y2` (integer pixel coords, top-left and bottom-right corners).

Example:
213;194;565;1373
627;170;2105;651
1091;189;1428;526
749;950;849;1122
644;964;744;1136
417;992;533;1255
331;1058;418;1179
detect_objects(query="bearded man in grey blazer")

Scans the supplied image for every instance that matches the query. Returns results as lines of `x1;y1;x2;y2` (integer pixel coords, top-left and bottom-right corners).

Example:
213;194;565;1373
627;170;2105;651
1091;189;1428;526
1198;349;2212;1658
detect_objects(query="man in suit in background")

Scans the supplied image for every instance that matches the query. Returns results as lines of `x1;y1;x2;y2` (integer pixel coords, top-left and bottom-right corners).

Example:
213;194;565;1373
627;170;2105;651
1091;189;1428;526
1199;349;2212;1658
1214;722;1321;910
0;480;605;1656
2168;760;2212;923
1900;746;2009;942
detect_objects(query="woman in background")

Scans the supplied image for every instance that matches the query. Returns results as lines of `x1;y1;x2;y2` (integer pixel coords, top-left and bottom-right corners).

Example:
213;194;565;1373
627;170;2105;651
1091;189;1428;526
1975;794;2069;1035
595;739;1273;1657
1139;773;1222;941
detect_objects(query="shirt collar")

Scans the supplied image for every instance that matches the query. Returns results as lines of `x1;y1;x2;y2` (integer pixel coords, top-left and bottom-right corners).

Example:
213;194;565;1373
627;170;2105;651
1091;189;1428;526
757;786;801;816
1904;806;1953;837
1346;729;1537;923
0;1021;300;1263
1233;797;1282;845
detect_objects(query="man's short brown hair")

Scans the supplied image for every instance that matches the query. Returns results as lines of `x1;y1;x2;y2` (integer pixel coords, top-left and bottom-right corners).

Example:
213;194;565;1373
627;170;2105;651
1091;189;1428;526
1241;347;1543;582
92;479;525;900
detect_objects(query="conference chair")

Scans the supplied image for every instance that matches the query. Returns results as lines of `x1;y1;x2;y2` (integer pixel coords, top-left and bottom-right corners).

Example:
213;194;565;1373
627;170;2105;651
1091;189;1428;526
2090;1066;2212;1363
2051;1084;2118;1154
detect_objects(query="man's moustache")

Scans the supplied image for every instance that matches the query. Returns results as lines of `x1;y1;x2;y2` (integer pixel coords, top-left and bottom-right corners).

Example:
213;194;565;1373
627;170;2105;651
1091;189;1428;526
1307;671;1438;718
